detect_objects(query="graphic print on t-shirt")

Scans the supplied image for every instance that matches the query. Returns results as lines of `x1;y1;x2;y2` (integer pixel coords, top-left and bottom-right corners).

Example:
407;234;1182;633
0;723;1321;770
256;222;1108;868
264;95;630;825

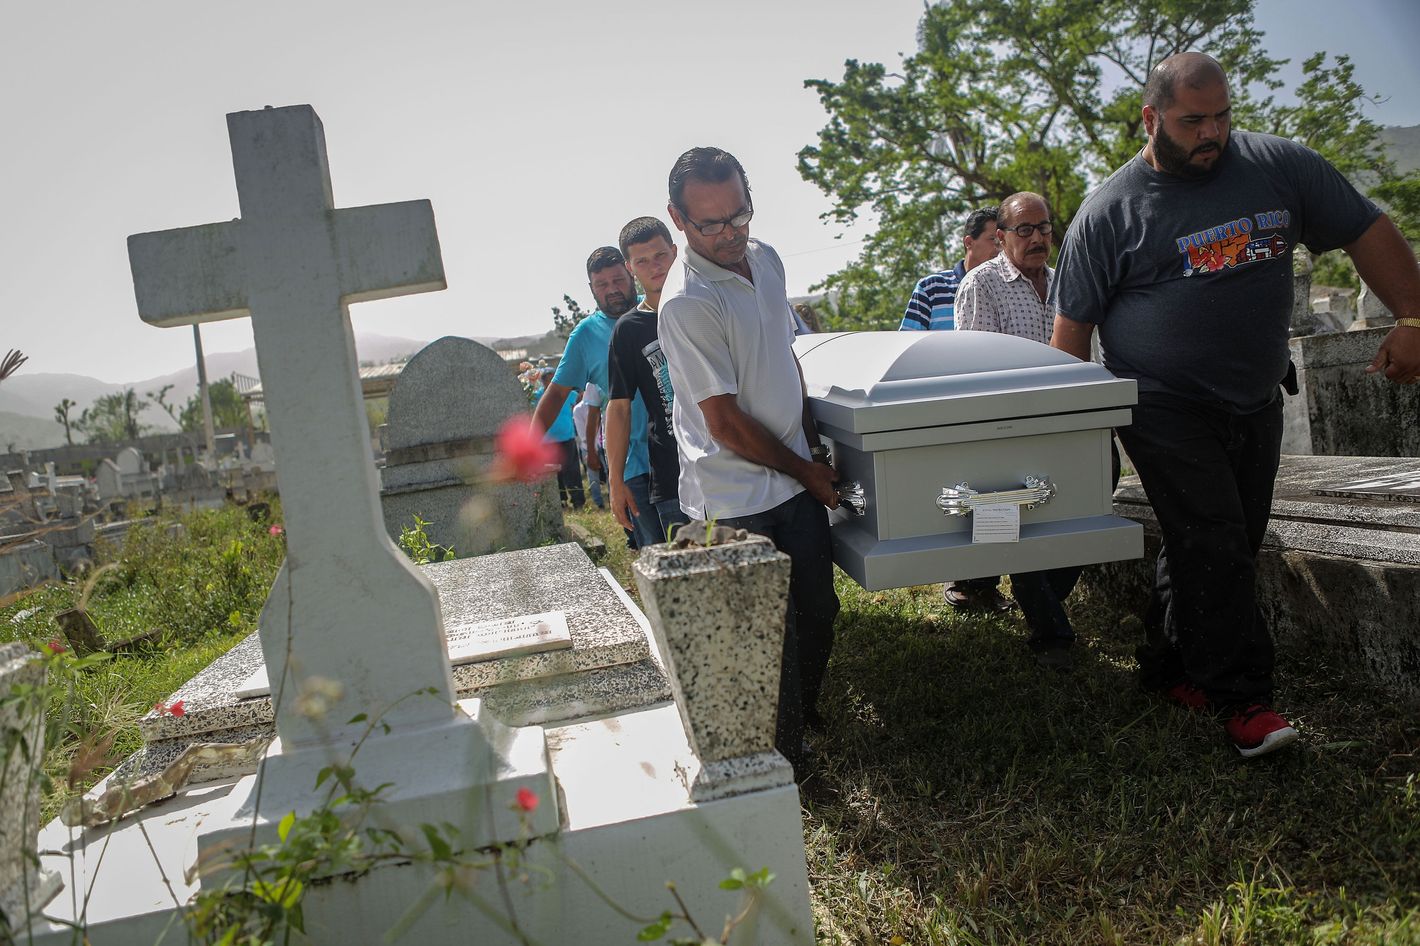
641;338;675;422
1176;209;1291;276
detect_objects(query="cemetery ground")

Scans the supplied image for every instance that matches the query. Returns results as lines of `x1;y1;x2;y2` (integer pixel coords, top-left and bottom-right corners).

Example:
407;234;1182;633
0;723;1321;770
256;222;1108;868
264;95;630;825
1;502;1415;945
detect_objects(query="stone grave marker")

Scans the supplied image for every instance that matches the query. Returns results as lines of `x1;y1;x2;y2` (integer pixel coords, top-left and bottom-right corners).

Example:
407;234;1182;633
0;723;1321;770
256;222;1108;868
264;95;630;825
0;643;62;930
1088;455;1420;697
1281;326;1420;457
380;335;562;556
125;103;557;850
114;446;142;476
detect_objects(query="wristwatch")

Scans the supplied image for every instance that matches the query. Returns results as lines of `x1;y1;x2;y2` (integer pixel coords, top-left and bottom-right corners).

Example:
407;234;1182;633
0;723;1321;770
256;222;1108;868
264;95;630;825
809;444;832;462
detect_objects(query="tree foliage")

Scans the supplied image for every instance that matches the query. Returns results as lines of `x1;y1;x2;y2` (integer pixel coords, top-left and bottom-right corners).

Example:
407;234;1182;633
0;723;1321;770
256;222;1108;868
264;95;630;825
179;377;246;432
75;389;151;444
550;294;588;339
798;0;1416;326
53;398;77;446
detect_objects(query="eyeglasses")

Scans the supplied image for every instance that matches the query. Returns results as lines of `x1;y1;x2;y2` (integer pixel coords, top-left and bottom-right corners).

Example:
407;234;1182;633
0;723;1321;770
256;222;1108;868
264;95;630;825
680;208;753;236
1004;221;1053;238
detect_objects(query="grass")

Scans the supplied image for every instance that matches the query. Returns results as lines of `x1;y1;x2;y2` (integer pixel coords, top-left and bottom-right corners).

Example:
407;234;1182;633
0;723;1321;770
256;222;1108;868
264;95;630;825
5;499;1418;944
569;506;1420;946
2;503;286;818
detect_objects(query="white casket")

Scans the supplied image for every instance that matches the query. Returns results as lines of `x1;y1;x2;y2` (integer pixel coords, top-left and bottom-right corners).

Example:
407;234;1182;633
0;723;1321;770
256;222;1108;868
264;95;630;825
794;331;1142;591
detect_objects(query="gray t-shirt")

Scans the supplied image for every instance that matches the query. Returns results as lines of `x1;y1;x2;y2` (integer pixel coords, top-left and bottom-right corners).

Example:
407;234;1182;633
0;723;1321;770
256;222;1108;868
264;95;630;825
1050;131;1380;413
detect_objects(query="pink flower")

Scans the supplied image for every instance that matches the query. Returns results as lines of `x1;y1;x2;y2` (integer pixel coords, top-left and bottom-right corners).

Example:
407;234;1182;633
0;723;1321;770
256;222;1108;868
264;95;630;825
490;416;557;484
268;524;284;536
515;787;539;813
44;639;67;656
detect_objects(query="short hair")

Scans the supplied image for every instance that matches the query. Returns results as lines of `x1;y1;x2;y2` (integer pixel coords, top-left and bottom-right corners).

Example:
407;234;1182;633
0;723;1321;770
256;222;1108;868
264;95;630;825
962;207;998;239
618;217;674;258
998;192;1051;225
586;246;626;279
668;147;752;213
1143;51;1228;112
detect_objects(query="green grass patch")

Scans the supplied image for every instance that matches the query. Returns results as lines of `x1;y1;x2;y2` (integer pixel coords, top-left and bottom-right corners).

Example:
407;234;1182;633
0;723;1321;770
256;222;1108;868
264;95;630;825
570;506;1420;945
3;503;286;817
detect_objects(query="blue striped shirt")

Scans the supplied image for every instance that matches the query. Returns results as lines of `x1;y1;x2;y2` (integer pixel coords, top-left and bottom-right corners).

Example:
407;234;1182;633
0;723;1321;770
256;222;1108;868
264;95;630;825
900;260;968;331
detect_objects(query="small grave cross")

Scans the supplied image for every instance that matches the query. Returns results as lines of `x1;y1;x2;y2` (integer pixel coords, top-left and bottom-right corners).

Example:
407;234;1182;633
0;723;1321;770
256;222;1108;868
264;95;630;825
128;105;457;748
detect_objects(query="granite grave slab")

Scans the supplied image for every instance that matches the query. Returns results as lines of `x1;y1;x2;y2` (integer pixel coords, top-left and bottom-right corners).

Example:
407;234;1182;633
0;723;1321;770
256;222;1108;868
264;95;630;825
1086;455;1420;698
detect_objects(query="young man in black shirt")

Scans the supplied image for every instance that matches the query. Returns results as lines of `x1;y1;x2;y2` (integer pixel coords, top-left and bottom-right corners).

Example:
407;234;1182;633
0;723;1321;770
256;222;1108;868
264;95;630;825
605;216;691;543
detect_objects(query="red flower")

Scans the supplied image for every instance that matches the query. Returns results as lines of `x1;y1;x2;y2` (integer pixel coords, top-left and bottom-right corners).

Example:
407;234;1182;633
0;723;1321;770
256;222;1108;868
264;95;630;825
515;787;539;813
44;639;67;656
154;700;186;718
268;524;284;536
490;416;557;484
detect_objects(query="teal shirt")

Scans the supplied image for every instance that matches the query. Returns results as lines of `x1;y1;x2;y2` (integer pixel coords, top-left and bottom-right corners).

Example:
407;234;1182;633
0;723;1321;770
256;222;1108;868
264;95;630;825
551;309;650;481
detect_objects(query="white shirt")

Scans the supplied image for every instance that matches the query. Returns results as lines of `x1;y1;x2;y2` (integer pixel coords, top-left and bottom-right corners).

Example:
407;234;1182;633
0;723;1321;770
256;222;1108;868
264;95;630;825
955;253;1055;345
571;382;600;448
658;239;809;519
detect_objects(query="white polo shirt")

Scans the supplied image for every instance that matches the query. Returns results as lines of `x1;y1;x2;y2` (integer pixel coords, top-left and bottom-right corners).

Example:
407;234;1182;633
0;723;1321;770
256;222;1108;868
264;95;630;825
658;239;809;519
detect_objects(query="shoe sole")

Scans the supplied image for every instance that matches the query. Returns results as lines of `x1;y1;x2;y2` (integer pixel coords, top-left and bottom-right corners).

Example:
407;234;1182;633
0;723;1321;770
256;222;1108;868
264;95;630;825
1234;725;1299;758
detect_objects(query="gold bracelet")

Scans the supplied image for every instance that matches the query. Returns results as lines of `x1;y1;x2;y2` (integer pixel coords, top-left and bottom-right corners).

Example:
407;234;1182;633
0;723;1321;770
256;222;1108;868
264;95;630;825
1398;318;1420;329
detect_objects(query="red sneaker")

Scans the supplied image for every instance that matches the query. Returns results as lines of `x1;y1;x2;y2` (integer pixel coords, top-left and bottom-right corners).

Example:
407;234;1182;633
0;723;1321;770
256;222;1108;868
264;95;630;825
1224;705;1298;758
1162;680;1209;712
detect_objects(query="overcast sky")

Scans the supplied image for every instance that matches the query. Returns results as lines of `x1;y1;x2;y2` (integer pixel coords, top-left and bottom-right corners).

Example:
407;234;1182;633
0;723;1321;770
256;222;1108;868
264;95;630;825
5;0;1418;382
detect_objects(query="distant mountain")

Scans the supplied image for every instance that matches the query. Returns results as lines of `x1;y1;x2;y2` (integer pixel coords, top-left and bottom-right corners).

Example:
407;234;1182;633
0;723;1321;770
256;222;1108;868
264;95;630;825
0;410;68;452
0;332;439;450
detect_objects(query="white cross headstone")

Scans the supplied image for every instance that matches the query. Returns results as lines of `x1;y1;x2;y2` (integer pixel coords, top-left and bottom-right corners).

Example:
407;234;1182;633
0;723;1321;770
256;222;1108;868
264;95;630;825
127;107;554;848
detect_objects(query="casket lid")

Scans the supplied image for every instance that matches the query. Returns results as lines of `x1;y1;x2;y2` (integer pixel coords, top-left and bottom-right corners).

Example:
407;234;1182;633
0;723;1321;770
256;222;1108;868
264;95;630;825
794;331;1135;435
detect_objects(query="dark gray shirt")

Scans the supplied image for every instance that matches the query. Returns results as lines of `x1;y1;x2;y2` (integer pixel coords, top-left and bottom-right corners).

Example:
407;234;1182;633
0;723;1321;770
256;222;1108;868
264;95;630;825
1051;131;1380;413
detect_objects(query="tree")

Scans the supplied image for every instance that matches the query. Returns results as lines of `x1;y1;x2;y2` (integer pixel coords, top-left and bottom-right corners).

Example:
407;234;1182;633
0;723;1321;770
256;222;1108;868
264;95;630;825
147;383;181;425
54;398;77;445
0;349;26;383
551;294;588;339
179;376;246;432
75;388;151;444
797;0;1402;328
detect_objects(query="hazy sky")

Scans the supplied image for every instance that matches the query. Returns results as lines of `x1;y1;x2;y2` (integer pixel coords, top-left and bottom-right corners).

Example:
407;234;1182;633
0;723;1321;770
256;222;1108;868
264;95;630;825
5;0;1418;382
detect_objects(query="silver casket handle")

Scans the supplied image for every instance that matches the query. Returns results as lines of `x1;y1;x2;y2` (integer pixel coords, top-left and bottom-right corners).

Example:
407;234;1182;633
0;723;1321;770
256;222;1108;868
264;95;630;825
936;475;1055;517
836;480;866;517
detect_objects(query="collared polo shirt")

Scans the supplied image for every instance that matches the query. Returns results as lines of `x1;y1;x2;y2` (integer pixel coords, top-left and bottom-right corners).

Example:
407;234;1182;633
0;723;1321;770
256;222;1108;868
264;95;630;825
551;308;650;481
658;240;809;519
954;253;1055;344
900;260;968;331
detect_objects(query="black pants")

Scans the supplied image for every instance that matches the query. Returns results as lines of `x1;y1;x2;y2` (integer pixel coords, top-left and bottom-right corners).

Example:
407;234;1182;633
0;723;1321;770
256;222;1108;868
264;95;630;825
553;438;584;510
1010;440;1121;650
1115;392;1282;709
721;491;840;764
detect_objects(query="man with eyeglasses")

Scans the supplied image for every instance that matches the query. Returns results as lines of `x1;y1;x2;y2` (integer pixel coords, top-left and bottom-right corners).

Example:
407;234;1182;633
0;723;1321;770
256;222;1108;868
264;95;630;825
902;207;1013;614
954;191;1100;670
1050;52;1420;757
658;146;842;778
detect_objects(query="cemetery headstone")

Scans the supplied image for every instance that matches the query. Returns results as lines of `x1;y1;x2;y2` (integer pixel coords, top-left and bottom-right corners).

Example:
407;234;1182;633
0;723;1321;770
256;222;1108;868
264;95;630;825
1088;455;1420;697
1351;283;1396;331
0;643;63;930
380;336;562;556
1281;326;1420;456
633;534;797;801
126;103;557;851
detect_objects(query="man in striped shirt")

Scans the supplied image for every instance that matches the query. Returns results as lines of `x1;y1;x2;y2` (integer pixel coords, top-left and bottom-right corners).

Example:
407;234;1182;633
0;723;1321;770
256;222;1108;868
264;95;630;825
899;207;1001;331
902;207;1013;613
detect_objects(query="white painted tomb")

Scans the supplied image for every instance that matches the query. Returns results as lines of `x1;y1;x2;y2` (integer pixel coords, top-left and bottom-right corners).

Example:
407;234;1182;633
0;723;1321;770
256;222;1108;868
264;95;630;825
24;105;814;945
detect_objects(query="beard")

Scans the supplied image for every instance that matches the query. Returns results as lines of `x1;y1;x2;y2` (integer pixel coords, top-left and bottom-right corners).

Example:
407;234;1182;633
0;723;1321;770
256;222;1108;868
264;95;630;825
598;292;637;317
1152;123;1224;178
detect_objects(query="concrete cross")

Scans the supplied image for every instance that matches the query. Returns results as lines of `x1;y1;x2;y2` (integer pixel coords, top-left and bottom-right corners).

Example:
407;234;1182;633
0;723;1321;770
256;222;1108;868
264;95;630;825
128;105;458;749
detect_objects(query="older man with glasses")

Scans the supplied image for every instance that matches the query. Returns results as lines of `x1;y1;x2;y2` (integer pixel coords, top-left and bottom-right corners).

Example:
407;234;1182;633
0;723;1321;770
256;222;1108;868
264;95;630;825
953;191;1111;671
